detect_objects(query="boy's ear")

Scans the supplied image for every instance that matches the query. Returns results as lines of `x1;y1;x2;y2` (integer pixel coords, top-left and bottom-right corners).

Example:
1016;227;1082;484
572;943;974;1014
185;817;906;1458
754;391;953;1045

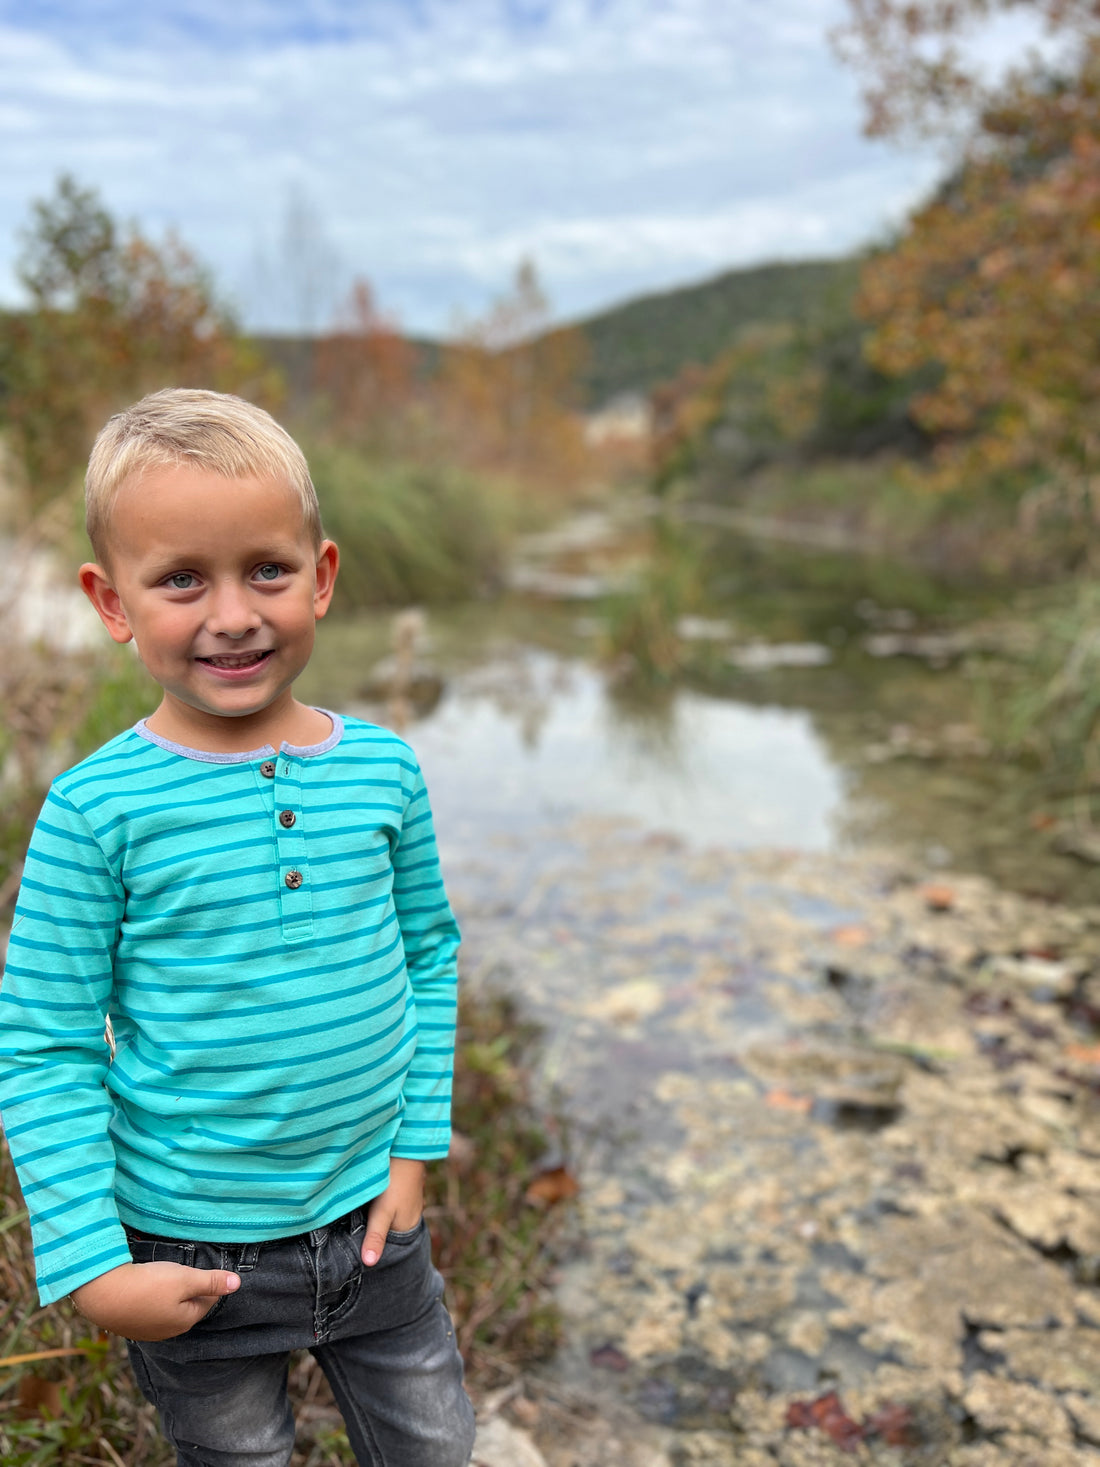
79;563;134;644
313;540;339;621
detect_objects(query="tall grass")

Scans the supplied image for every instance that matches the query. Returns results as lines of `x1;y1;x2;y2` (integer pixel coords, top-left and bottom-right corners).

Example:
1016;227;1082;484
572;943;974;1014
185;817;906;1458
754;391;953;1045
309;445;533;611
599;514;699;684
1000;581;1100;815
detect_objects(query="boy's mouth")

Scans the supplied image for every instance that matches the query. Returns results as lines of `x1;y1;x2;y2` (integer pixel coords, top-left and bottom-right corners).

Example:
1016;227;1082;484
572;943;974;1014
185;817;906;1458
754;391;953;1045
197;650;274;670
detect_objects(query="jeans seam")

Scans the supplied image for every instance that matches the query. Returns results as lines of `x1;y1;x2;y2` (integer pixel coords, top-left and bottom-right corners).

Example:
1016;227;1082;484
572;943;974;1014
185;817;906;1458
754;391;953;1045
318;1349;384;1467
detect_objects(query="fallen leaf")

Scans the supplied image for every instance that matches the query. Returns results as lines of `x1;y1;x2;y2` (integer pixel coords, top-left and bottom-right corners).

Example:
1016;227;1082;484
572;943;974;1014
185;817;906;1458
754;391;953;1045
831;925;870;947
764;1088;814;1114
922;884;955;912
866;1400;918;1446
589;1342;631;1371
785;1391;864;1452
524;1166;580;1205
16;1374;63;1419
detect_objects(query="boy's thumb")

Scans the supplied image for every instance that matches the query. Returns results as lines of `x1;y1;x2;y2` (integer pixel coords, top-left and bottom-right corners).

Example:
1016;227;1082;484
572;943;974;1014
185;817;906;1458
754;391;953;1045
361;1228;387;1267
192;1269;241;1299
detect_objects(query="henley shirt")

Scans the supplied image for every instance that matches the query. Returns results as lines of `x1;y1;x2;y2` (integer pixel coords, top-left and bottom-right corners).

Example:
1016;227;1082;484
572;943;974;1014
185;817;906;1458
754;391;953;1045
0;713;460;1304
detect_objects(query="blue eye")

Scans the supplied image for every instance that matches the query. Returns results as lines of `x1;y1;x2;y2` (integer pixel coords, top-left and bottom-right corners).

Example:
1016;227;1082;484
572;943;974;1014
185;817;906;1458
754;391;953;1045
256;564;282;581
168;573;195;589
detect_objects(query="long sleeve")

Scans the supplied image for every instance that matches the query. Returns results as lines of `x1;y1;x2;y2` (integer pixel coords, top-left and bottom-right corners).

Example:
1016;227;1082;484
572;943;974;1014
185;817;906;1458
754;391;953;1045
0;788;131;1304
389;761;460;1160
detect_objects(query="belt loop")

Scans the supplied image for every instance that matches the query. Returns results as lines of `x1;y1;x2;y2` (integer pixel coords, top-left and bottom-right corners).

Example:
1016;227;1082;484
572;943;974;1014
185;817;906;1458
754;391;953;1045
236;1242;260;1272
308;1225;328;1247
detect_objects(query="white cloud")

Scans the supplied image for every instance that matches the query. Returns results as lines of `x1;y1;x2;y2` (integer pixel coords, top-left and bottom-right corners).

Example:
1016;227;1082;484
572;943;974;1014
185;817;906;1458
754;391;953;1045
0;0;946;333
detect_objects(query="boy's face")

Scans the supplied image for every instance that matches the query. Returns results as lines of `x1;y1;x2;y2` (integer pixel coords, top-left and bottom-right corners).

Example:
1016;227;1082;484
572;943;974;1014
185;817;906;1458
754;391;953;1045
79;464;338;742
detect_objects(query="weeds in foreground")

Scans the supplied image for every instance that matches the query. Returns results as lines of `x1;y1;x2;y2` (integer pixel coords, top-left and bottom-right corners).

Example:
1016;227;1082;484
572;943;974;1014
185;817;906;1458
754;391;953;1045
0;991;565;1464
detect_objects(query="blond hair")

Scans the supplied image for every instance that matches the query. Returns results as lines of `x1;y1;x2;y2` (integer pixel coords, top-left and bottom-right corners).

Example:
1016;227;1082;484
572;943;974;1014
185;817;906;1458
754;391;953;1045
86;389;322;562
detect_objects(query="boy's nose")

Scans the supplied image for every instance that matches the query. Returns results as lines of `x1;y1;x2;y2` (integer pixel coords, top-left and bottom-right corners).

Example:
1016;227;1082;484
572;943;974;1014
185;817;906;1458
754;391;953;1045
206;585;262;638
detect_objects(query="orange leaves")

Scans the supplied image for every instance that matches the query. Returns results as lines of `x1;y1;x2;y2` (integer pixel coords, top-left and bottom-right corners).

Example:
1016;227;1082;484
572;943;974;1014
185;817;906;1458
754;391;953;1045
835;0;1100;140
856;42;1100;501
438;261;589;493
524;1166;581;1206
786;1391;917;1451
831;924;871;947
922;883;955;911
840;3;1100;509
764;1088;814;1114
313;278;415;454
1;175;278;515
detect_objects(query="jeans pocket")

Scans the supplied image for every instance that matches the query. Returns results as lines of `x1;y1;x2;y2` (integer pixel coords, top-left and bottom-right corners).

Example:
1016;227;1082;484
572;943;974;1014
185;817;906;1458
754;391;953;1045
385;1217;426;1246
124;1230;232;1330
125;1232;197;1268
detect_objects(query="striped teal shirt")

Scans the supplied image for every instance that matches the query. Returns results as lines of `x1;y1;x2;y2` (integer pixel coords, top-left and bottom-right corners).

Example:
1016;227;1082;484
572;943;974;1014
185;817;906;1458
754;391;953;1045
0;713;459;1304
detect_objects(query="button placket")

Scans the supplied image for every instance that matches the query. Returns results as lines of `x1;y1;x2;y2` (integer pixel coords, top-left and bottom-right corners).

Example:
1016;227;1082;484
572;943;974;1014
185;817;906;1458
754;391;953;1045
273;757;312;940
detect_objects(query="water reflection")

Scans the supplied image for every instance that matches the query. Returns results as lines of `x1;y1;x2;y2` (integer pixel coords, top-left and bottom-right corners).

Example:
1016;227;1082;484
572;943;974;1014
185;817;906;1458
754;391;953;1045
349;648;844;855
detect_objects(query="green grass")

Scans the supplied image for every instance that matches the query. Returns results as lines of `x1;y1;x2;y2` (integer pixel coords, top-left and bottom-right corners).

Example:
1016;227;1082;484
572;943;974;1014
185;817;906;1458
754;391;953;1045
309;445;532;611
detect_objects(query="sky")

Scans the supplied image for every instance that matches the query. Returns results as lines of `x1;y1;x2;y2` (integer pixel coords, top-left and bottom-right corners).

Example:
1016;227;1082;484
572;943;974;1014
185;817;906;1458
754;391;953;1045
0;0;951;336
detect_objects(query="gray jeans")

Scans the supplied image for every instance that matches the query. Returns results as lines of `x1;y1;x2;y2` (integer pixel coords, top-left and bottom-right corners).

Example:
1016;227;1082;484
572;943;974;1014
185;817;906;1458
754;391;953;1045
123;1208;475;1467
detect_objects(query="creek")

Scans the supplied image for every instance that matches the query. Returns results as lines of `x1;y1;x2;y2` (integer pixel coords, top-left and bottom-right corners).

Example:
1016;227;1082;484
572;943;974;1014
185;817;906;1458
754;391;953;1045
300;516;1092;906
299;524;1100;1466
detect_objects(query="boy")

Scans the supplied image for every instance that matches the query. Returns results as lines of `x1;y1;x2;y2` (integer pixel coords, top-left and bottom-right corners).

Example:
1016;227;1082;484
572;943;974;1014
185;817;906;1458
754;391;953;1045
0;389;476;1467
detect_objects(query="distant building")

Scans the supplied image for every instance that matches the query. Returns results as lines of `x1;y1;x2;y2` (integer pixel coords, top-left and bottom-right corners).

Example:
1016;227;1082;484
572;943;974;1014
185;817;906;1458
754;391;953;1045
584;392;652;448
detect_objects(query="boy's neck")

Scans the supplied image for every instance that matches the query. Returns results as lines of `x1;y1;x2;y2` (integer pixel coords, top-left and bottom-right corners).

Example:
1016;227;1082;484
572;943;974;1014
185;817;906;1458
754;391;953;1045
145;693;332;755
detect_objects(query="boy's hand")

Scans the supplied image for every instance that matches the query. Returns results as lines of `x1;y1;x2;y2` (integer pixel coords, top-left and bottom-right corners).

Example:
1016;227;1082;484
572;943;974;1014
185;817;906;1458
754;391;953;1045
71;1261;240;1342
361;1157;426;1266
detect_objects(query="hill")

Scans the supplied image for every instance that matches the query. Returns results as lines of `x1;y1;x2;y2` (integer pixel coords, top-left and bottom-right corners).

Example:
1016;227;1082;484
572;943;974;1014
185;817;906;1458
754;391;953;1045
566;257;859;407
252;257;861;412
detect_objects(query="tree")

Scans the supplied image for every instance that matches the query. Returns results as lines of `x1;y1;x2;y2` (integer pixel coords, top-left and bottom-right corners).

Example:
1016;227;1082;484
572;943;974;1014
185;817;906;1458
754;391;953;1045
439;260;587;488
838;3;1100;515
0;176;278;516
834;0;1100;139
313;277;415;451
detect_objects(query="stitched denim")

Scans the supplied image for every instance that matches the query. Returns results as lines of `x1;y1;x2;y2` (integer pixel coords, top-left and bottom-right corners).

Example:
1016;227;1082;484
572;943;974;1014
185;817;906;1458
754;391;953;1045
124;1209;475;1467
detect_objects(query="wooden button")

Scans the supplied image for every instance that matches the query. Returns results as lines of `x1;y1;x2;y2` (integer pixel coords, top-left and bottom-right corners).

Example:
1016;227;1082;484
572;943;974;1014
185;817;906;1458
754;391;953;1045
260;761;276;778
279;810;296;828
285;870;303;889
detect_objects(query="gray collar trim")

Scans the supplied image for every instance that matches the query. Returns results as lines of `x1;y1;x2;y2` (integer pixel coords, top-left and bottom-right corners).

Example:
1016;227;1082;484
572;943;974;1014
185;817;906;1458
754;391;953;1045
134;711;344;764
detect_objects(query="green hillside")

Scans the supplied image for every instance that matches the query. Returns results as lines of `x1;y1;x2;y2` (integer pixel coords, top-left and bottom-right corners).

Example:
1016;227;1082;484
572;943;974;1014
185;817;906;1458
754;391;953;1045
567;257;860;407
253;257;861;413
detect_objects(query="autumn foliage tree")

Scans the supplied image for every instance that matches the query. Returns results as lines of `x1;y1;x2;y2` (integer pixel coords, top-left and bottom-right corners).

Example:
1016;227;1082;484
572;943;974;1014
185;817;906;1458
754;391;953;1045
838;2;1100;517
312;277;415;453
0;175;278;518
439;260;588;490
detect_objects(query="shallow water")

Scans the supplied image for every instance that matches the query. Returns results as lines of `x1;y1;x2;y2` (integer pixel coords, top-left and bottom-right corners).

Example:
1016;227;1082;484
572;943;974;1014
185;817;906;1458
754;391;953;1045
300;592;1094;904
371;649;844;856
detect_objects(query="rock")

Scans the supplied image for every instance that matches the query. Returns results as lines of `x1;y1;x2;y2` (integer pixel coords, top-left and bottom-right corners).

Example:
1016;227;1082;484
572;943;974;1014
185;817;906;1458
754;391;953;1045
985;953;1077;998
473;1415;548;1467
962;1373;1074;1443
989;1328;1100;1395
358;654;445;715
1054;825;1100;864
727;642;832;670
863;630;973;664
676;617;734;642
993;1182;1100;1256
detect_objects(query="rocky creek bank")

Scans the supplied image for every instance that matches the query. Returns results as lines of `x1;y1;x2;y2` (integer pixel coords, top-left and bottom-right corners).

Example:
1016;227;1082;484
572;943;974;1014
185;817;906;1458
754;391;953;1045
450;816;1100;1466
